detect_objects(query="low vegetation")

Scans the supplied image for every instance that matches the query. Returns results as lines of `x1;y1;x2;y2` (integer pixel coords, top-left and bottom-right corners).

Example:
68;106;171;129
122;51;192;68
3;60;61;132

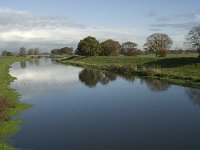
0;56;30;149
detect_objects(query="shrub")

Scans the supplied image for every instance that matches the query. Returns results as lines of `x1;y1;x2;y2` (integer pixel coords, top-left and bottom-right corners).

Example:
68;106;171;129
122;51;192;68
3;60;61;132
76;36;102;56
101;39;121;56
125;49;140;56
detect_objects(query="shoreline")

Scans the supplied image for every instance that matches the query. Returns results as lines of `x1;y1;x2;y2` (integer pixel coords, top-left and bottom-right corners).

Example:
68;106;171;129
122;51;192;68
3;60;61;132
57;56;200;89
0;57;30;150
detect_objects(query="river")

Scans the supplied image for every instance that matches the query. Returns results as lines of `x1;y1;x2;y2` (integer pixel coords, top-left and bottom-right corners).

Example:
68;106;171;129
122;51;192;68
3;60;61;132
8;58;200;150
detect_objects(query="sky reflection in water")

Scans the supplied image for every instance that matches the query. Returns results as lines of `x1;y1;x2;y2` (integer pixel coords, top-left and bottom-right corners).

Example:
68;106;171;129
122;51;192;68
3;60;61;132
8;58;200;150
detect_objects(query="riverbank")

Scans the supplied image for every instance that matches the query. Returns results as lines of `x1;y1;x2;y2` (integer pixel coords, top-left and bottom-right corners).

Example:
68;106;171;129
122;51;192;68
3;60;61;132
58;55;200;88
0;56;30;150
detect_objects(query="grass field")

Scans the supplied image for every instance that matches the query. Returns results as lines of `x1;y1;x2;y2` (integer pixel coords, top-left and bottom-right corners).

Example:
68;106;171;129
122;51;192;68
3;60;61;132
58;54;200;88
0;56;30;150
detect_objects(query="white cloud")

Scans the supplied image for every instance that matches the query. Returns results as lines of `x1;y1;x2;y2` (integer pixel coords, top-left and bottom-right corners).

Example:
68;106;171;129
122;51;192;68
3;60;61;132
0;8;145;51
0;8;193;51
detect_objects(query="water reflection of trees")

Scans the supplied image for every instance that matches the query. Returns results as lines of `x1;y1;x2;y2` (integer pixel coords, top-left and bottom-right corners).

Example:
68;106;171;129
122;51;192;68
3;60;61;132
79;69;117;87
185;88;200;106
79;68;171;92
20;61;26;69
29;59;40;66
143;78;171;92
121;74;135;82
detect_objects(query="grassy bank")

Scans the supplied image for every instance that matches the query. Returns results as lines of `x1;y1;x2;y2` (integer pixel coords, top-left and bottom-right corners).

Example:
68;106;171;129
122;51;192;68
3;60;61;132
58;54;200;88
0;56;30;150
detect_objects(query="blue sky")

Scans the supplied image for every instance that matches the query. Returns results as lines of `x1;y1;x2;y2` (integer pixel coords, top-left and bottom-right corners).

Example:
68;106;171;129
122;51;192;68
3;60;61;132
0;0;199;51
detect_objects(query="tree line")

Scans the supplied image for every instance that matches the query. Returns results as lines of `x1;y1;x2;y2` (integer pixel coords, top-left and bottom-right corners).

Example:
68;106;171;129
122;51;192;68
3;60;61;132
72;34;170;57
78;68;171;92
1;25;200;57
75;38;142;56
50;39;142;56
51;47;73;55
1;47;50;57
52;24;200;57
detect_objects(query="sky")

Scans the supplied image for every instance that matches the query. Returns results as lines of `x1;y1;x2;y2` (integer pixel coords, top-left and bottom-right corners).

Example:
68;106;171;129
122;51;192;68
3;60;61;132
0;0;200;52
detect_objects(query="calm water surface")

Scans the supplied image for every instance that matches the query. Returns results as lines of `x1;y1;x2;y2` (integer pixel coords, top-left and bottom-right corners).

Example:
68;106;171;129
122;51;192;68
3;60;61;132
8;58;200;150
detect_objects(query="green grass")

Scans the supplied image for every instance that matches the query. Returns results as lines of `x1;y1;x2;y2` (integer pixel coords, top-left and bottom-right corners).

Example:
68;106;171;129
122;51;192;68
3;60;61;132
0;56;31;150
0;141;14;150
58;54;200;88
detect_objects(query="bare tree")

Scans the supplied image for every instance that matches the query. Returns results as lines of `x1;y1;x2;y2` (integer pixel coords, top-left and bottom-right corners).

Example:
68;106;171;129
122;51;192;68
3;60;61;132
144;33;173;57
186;25;200;57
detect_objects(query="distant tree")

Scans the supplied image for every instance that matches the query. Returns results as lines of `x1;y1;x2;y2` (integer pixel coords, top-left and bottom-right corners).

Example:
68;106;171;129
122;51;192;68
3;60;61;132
60;47;73;55
76;36;102;56
100;39;121;56
144;33;173;57
51;49;60;55
186;25;200;57
126;49;140;56
1;51;13;56
27;49;34;55
33;48;40;55
51;47;73;55
2;51;7;56
120;42;141;56
19;47;26;57
121;42;138;55
6;52;13;56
